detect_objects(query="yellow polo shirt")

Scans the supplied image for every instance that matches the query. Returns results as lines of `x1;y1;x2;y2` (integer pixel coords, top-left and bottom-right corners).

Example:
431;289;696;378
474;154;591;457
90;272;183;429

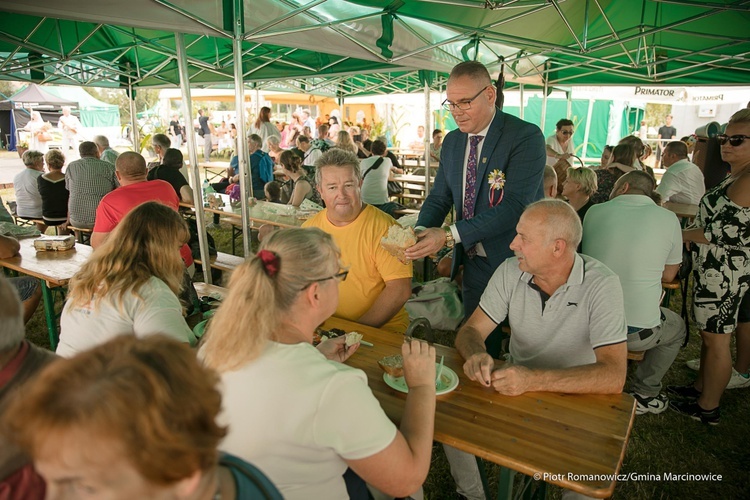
303;204;412;333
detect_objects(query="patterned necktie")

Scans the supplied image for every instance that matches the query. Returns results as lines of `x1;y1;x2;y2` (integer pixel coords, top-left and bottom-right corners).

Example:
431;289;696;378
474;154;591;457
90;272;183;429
462;134;484;257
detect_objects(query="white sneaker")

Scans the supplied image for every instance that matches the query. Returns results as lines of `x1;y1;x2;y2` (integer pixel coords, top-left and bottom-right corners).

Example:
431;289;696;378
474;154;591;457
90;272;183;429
630;392;669;415
726;369;750;389
686;358;700;371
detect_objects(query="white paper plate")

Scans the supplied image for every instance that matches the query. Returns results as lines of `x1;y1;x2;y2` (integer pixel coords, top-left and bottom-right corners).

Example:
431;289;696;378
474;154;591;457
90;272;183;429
383;364;459;396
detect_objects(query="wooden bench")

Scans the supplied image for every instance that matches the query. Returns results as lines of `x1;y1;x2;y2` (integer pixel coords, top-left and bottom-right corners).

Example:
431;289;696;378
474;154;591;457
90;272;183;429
661;278;681;307
68;226;93;245
194;251;245;272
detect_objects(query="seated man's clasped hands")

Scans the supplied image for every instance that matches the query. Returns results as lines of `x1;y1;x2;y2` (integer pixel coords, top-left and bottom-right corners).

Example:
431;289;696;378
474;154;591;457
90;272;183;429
457;199;628;396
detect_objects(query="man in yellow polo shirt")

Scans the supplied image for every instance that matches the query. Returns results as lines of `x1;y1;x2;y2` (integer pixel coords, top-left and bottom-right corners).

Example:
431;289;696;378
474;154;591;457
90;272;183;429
303;149;412;333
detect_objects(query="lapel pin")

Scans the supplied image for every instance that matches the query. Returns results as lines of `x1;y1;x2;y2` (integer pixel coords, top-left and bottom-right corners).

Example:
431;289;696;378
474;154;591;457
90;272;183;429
482;158;487;164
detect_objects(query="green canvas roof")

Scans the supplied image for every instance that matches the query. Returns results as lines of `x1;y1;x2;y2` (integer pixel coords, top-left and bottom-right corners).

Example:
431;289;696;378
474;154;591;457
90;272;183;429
0;1;747;90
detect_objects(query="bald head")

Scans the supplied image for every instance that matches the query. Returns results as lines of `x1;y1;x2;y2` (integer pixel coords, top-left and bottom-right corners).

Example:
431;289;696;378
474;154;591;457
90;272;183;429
611;171;660;204
543;165;558;198
115;152;148;182
524;199;582;252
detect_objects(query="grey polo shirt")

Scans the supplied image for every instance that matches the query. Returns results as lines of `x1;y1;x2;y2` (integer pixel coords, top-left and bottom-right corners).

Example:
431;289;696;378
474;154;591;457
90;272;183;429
479;254;627;370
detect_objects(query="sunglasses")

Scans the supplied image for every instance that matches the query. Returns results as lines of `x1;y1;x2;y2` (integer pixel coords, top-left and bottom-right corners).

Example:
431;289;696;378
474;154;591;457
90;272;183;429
716;134;748;147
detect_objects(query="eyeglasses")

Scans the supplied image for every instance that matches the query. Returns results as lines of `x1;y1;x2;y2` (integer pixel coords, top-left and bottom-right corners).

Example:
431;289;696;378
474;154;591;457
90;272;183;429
716;134;748;147
301;270;348;290
561;130;574;136
442;86;490;111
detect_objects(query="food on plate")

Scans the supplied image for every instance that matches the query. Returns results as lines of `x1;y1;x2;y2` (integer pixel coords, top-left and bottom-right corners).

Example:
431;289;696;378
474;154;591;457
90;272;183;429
380;225;417;264
345;331;363;347
377;354;404;378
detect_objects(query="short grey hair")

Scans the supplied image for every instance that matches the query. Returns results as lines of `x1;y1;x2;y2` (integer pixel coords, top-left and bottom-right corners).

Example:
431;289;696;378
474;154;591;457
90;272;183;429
247;134;263;149
22;150;44;167
151;133;170;150
0;276;25;353
93;134;110;149
267;136;280;148
315;149;361;187
525;199;582;251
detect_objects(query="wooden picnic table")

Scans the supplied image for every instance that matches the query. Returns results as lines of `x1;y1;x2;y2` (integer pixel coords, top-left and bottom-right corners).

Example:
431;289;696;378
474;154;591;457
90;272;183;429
0;237;93;348
181;197;309;230
186;160;231;183
185;284;635;499
324;316;635;499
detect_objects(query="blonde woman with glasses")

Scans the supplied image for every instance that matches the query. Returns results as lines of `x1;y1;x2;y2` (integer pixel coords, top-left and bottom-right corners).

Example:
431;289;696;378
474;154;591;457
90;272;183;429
200;227;436;500
57;201;196;357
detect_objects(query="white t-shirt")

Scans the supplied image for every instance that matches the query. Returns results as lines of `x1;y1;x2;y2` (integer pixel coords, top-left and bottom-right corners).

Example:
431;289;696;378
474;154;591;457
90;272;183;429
57;277;196;357
360;155;393;205
13;169;43;218
545;134;575;166
303;147;322;168
655;158;705;205
215;342;397;500
582;195;683;328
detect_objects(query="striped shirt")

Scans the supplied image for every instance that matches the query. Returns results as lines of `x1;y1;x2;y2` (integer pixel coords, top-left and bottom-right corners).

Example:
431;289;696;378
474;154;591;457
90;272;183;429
65;156;118;228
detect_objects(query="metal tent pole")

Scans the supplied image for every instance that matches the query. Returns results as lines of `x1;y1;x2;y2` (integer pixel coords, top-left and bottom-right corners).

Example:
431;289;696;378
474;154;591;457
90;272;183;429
128;83;139;153
175;33;212;284
234;0;252;257
541;75;548;133
424;81;431;196
519;83;524;120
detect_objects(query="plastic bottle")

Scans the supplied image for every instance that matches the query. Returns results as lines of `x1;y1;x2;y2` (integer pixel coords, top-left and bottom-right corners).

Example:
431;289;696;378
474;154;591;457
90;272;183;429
202;179;211;206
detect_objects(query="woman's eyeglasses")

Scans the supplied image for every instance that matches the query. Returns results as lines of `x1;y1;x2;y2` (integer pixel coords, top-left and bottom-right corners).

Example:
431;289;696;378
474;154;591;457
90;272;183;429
301;270;348;290
716;134;748;147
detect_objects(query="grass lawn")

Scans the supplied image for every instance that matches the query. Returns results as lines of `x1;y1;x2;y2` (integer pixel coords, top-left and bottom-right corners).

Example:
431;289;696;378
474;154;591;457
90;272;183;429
13;220;750;500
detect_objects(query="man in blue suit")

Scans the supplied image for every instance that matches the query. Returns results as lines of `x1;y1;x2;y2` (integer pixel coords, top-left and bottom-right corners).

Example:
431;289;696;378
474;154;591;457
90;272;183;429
407;61;545;354
406;61;545;500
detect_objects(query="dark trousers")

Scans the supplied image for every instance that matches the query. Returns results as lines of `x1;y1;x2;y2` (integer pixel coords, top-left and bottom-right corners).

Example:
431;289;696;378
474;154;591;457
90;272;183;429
462;253;507;358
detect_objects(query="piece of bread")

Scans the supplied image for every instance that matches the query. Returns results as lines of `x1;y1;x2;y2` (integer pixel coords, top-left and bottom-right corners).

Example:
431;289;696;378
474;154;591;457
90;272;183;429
345;331;363;347
380;225;417;264
378;354;404;378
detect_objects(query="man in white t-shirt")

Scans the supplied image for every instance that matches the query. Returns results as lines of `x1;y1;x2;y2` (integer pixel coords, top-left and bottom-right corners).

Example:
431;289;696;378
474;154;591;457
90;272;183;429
58;106;81;153
656;141;705;205
583;171;685;415
360;139;401;216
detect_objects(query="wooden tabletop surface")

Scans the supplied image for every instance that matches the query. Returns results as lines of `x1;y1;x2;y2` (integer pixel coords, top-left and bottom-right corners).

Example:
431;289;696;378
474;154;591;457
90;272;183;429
325;317;635;499
664;201;699;219
180;199;308;229
0;237;93;287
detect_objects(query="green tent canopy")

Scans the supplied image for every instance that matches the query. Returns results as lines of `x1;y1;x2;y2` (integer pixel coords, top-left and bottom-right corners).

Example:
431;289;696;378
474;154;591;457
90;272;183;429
0;1;747;90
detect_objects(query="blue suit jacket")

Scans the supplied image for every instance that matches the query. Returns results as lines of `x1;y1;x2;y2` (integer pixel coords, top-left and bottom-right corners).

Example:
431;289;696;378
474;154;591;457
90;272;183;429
417;110;546;277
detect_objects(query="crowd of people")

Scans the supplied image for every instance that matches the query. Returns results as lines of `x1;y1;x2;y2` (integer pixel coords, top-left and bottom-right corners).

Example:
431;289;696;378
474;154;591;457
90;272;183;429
1;59;748;500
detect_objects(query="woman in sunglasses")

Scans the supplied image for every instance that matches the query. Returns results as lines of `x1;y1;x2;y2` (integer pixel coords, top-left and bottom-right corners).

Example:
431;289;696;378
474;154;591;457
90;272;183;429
545;118;575;166
670;109;750;425
199;227;436;500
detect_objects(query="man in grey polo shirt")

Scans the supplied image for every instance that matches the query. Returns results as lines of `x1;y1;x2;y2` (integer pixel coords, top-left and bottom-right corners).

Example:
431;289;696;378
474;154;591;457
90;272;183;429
457;199;627;394
582;171;685;415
